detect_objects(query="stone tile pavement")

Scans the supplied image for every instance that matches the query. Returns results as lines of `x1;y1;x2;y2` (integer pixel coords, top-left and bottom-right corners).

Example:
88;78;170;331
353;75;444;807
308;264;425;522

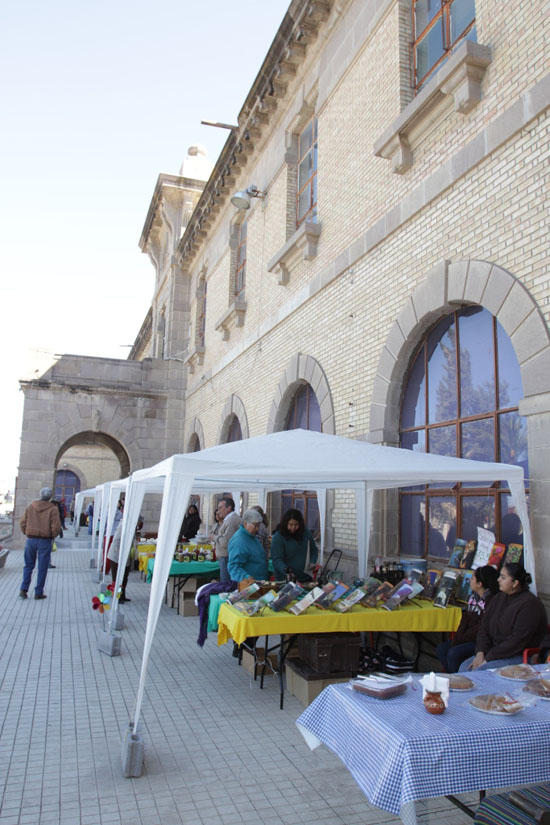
0;535;475;825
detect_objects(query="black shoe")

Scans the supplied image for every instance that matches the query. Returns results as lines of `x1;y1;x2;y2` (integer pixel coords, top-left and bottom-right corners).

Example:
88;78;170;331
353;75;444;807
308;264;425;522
49;564;56;569
19;590;27;599
119;596;131;604
34;594;47;600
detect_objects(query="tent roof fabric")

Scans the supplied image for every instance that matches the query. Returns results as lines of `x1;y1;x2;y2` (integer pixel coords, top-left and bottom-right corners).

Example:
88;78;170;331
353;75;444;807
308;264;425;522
130;429;524;489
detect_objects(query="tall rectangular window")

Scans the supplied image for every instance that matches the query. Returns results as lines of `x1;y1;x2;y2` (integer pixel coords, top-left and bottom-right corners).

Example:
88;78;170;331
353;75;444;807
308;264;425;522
412;0;476;91
235;222;246;298
199;280;207;347
296;116;318;226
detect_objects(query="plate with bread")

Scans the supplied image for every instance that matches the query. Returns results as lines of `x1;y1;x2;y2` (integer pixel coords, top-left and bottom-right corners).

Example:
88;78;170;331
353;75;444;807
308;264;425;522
469;693;524;715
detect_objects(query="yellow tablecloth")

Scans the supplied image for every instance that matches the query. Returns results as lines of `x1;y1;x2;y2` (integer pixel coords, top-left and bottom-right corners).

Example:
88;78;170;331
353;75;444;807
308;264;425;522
137;545;156;573
217;600;462;645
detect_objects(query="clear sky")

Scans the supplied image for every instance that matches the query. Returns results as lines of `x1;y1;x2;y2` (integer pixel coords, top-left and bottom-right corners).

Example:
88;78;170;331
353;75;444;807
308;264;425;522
0;0;290;493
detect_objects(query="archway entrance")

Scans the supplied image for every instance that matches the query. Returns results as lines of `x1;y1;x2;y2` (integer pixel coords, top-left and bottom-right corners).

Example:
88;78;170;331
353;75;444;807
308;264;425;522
55;431;130;493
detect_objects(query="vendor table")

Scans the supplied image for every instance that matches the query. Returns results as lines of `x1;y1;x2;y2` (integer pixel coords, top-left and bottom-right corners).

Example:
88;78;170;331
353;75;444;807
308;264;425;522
217;601;461;708
137;545;157;575
217;600;462;646
296;667;550;825
147;558;220;612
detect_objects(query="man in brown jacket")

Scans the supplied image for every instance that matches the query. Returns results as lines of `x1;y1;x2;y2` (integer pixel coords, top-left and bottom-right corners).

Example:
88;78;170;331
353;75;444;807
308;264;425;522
19;487;61;600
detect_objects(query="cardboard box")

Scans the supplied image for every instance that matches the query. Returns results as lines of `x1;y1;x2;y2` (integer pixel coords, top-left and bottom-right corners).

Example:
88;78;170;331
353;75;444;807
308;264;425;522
178;591;199;616
285;657;352;707
241;647;279;676
181;575;211;594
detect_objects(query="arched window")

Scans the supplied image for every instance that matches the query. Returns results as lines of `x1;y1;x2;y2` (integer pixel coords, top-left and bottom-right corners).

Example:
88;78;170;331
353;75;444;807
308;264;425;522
400;306;528;558
227;415;242;443
283;384;321;537
188;433;201;453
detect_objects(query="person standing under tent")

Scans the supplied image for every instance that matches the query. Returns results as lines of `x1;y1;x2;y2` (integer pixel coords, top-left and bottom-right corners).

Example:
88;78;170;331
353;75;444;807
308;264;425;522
86;502;94;535
211;497;240;582
227;510;268;583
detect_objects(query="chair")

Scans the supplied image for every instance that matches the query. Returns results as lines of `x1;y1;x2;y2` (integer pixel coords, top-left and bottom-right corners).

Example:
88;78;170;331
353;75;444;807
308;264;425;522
474;784;550;824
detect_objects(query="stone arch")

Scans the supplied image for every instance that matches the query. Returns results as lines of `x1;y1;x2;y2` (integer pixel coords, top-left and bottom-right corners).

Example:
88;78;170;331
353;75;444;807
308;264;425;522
369;259;550;445
217;394;249;444
54;431;131;478
267;352;335;434
186;417;205;452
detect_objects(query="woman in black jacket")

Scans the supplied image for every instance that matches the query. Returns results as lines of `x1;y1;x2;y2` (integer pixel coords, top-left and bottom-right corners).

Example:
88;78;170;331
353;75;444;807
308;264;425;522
459;563;548;671
179;504;201;542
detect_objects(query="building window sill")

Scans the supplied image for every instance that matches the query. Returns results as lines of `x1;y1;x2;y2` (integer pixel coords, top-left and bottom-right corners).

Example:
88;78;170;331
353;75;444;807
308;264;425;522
267;219;322;285
183;345;205;374
215;300;247;341
374;41;492;175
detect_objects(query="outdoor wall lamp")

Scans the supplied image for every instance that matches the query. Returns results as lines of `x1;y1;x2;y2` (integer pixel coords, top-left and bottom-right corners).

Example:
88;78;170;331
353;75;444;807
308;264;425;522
230;185;266;210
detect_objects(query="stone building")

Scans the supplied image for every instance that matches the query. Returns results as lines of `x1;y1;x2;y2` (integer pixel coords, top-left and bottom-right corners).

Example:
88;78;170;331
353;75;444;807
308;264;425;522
15;0;550;604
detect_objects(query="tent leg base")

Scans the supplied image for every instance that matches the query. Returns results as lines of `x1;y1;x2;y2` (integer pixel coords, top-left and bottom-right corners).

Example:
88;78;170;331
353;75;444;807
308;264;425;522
97;631;121;657
112;611;125;631
121;726;144;777
89;558;97;569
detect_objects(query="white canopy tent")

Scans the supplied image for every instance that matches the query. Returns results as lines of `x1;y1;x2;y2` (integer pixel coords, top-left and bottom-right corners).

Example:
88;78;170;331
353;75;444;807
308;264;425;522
113;429;532;733
73;487;96;536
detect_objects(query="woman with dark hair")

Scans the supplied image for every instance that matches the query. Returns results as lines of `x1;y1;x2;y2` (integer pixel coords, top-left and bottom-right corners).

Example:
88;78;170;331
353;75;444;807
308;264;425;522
270;508;318;581
436;565;499;673
459;563;548;671
179;504;201;542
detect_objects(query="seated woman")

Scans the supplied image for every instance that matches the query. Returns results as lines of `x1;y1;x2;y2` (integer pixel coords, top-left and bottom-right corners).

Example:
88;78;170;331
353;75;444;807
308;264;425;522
227;509;268;583
179;504;201;542
459;563;548;671
270;508;318;582
436;565;499;673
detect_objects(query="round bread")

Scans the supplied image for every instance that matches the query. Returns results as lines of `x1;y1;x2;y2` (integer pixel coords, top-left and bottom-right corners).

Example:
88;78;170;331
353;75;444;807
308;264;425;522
498;664;536;680
447;674;474;691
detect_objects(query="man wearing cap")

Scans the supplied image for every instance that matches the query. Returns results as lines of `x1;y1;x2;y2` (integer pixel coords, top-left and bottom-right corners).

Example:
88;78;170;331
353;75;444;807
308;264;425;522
19;487;61;600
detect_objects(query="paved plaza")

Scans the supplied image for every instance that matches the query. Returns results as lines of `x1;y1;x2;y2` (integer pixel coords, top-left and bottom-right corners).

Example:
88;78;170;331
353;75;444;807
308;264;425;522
0;535;474;825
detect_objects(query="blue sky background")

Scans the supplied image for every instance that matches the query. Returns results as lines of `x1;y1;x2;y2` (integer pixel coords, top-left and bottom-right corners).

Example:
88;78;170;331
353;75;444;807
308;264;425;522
0;0;289;492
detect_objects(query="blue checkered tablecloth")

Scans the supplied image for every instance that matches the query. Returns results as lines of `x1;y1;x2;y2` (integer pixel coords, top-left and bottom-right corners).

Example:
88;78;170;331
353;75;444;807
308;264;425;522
296;668;550;818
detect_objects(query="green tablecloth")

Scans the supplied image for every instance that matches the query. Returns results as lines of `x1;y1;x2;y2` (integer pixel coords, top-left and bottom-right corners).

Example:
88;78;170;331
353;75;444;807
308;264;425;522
146;558;220;583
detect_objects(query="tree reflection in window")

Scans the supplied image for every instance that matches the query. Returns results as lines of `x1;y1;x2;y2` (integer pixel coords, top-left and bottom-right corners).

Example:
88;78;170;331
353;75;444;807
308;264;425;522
400;307;528;559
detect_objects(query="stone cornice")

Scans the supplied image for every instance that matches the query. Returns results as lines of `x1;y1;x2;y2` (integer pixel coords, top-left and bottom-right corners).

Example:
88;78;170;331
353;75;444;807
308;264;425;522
129;308;152;361
139;173;205;252
19;380;167;400
175;0;333;269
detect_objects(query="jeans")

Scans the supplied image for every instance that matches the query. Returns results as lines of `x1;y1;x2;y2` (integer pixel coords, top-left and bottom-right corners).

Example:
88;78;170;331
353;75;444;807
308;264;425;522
218;556;230;582
436;640;475;673
459;654;523;672
21;537;52;596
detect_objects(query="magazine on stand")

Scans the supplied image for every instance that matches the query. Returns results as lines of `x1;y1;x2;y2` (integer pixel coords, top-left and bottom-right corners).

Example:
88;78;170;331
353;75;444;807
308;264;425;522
288;586;325;615
504;543;523;565
488;542;506;569
270;582;305;612
382;580;414;610
459;540;477;570
227;582;260;604
334;587;367;613
472;528;496;569
433;570;458;608
449;539;467;568
363;581;393;608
